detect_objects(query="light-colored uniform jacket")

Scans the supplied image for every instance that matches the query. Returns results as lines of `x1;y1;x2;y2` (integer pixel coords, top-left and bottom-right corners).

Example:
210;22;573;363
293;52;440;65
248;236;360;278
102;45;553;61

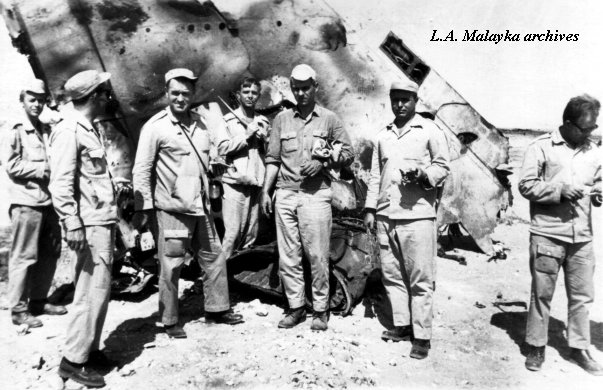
133;108;213;216
48;109;117;231
1;118;52;207
365;114;450;220
217;111;267;187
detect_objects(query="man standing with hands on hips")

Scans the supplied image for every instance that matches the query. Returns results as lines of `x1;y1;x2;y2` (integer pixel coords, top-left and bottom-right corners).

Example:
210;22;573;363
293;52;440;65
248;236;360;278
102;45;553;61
364;79;449;359
261;64;354;331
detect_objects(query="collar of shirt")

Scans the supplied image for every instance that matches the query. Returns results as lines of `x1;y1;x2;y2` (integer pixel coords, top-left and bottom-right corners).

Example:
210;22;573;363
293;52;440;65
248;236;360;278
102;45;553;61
165;107;203;135
292;105;321;121
386;114;422;138
62;108;95;133
551;127;595;152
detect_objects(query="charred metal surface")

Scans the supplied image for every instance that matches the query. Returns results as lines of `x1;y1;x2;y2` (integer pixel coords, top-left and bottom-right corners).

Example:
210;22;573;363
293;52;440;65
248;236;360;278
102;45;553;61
96;0;149;35
1;0;510;253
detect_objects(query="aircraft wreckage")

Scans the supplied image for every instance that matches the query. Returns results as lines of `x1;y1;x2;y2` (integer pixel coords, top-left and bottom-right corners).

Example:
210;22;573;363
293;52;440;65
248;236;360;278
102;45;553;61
1;0;511;313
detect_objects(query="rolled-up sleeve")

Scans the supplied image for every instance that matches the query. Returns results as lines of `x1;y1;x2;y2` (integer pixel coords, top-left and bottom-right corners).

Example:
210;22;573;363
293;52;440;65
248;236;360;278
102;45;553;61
518;142;562;204
133;125;158;211
423;125;450;189
330;115;354;168
265;113;282;165
3;128;47;180
364;136;380;210
48;125;82;231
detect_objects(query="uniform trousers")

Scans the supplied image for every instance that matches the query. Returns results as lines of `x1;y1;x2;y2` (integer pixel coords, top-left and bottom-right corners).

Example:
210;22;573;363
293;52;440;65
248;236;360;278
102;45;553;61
64;224;115;364
7;205;61;312
525;234;595;349
156;209;230;326
275;188;332;312
376;217;437;340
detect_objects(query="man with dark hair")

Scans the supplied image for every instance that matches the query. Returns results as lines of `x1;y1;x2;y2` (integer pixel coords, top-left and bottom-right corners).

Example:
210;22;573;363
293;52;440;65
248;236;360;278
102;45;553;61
133;68;243;340
49;70;118;387
363;79;449;360
1;79;65;329
215;77;269;259
262;64;354;331
520;94;602;375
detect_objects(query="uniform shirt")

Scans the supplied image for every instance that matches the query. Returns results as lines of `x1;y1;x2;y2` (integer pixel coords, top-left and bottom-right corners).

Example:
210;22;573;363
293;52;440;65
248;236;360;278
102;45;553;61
48;108;117;230
365;114;450;220
266;105;354;191
216;109;267;187
133;108;212;216
1;117;52;207
518;129;601;243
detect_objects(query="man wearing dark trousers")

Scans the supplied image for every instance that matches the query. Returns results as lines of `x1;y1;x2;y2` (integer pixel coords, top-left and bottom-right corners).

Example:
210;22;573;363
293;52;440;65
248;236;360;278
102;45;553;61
2;79;65;329
520;94;602;375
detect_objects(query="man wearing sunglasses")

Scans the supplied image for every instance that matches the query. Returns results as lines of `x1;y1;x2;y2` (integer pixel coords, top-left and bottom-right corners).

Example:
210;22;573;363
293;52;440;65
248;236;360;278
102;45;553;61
519;94;602;375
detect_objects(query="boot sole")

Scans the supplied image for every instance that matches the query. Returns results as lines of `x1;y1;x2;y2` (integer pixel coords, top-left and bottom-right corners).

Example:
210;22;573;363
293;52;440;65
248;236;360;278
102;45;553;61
381;335;411;343
58;368;105;388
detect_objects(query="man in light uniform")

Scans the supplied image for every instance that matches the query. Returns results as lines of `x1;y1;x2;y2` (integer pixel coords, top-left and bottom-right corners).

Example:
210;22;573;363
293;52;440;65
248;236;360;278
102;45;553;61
133;68;243;340
215;77;269;258
49;70;118;388
2;79;65;329
520;94;602;375
261;64;354;331
364;79;449;359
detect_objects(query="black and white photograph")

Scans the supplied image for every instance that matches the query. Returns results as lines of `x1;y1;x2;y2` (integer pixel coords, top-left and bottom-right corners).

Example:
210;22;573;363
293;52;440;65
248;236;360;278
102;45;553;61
0;0;601;389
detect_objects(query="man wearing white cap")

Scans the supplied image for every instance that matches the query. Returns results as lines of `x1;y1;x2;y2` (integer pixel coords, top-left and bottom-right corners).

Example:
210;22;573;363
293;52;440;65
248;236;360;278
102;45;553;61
48;70;118;387
133;68;243;340
262;64;354;331
364;79;449;359
1;79;66;329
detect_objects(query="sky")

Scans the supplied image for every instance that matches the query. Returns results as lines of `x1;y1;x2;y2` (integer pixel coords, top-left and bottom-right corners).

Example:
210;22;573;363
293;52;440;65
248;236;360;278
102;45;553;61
1;0;602;130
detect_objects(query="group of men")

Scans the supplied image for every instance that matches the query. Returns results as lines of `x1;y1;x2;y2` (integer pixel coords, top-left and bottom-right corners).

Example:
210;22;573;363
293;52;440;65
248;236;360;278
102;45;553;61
1;60;601;389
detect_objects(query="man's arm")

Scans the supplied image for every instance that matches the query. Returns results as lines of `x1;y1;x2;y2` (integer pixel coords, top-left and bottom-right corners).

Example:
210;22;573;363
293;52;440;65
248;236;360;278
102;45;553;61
216;116;249;157
132;124;159;211
518;142;566;203
2;127;48;180
421;125;450;189
261;114;283;215
363;136;380;230
330;115;354;168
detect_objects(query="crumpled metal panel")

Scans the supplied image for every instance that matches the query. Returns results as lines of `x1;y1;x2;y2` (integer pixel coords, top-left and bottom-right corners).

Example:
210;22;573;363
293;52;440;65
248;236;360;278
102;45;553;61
1;0;510;253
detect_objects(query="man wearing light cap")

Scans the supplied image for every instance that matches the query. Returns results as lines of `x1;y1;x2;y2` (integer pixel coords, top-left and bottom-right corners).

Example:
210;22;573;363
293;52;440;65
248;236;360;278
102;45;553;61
364;79;449;359
48;69;118;387
1;79;65;330
261;64;354;331
133;68;243;340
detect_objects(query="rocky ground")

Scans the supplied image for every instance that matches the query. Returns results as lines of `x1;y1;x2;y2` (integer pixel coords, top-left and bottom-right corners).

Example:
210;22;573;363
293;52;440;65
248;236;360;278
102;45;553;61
0;131;602;390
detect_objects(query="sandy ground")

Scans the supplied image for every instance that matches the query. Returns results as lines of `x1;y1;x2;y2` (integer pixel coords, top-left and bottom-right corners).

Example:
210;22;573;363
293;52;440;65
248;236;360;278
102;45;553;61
0;132;602;390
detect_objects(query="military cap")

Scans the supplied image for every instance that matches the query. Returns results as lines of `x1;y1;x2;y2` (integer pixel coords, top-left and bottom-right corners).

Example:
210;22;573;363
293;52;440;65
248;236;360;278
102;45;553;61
390;79;419;93
65;70;111;101
290;64;316;81
165;68;198;85
22;79;46;95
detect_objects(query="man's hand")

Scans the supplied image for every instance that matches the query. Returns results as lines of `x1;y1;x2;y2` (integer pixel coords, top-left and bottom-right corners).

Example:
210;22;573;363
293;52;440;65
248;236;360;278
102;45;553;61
132;210;151;230
261;191;273;216
66;227;86;252
363;211;375;232
561;184;584;201
300;160;323;177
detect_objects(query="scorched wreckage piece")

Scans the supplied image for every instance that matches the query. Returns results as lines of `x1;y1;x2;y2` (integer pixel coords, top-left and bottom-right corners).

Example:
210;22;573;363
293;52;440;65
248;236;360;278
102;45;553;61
1;0;511;303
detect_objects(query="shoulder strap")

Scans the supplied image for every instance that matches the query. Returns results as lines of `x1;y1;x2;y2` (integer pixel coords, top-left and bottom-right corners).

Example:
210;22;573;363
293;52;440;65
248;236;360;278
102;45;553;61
177;122;210;178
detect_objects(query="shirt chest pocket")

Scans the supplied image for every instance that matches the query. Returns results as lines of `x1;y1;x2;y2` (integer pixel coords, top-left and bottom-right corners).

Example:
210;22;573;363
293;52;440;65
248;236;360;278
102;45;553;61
82;148;107;175
26;142;46;162
281;132;298;153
